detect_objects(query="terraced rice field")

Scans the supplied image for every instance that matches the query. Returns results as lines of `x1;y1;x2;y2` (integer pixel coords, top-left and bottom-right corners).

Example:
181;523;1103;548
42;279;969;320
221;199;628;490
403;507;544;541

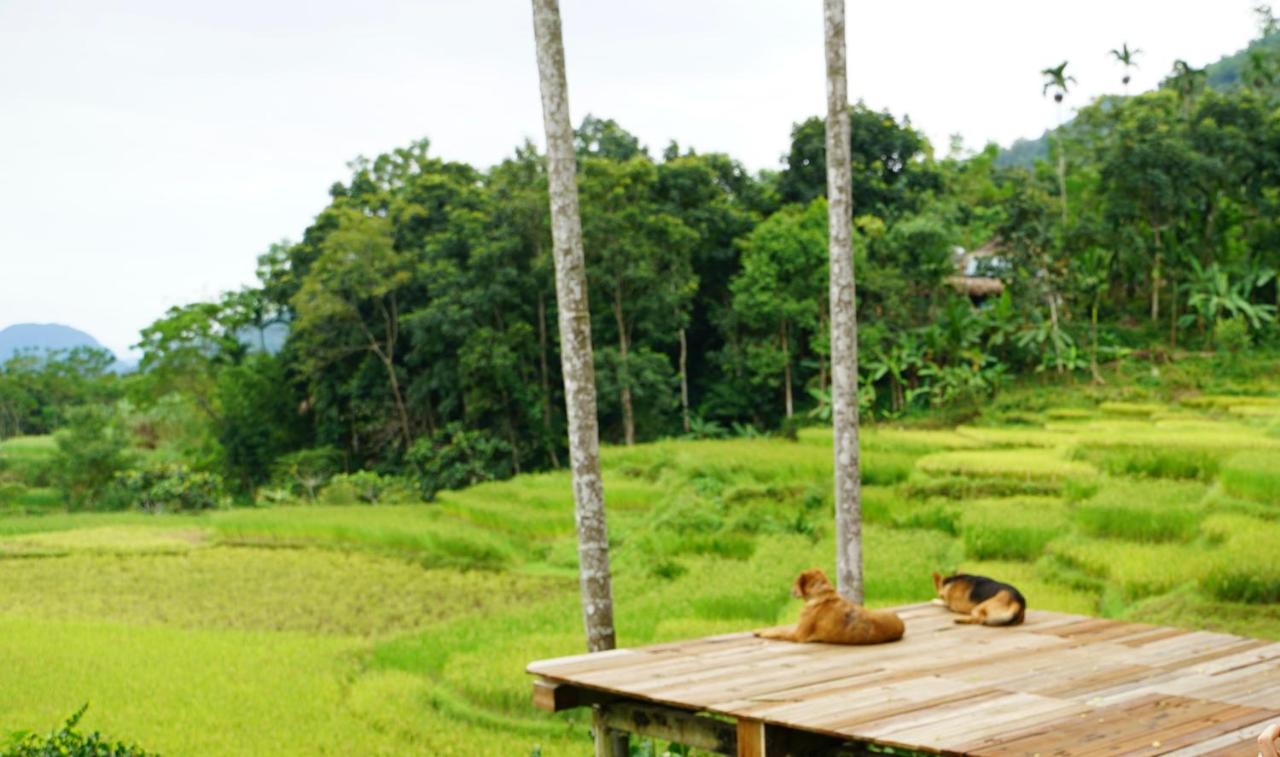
1;391;1279;753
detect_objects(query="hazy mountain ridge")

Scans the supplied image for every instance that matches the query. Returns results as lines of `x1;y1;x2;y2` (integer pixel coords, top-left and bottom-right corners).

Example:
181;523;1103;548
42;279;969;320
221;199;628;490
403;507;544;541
0;323;111;360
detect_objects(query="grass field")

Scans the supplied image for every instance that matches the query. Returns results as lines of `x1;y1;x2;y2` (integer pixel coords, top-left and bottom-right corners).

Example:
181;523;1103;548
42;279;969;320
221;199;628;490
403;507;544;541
2;370;1280;754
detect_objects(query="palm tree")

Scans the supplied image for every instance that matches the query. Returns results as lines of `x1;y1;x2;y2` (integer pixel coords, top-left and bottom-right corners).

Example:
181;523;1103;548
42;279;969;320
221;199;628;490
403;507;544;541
823;0;863;603
529;0;616;655
1041;61;1076;103
1109;43;1142;93
1169;59;1206;113
1246;49;1277;90
1041;61;1075;225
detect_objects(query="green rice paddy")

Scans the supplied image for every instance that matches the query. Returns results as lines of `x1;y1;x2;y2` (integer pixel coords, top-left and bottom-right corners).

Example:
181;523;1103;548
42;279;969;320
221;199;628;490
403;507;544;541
2;383;1280;754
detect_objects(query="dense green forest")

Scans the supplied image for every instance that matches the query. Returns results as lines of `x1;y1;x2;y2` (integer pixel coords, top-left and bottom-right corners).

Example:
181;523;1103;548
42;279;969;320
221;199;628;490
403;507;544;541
6;28;1280;511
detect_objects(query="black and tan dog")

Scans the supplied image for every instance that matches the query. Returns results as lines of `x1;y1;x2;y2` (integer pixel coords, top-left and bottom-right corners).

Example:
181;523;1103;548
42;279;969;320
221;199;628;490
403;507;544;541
755;569;904;645
932;571;1026;626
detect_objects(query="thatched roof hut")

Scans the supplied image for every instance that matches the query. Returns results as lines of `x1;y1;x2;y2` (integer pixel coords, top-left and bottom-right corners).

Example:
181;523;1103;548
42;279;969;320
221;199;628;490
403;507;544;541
948;240;1006;299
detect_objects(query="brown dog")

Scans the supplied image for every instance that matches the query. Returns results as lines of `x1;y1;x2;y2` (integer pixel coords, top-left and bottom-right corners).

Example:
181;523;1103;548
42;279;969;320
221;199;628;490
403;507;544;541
932;571;1026;626
754;569;904;645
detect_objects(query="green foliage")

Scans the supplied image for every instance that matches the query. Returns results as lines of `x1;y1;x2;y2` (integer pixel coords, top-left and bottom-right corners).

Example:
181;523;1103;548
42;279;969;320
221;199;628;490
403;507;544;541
318;471;417;505
215;354;304;491
114;464;225;513
407;424;513;500
2;705;153;757
270;446;343;501
0;348;121;439
1214;317;1252;355
51;407;134;509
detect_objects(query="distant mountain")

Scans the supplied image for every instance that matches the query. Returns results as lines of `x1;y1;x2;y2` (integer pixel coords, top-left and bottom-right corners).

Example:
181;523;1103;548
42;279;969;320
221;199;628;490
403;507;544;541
0;323;130;371
996;33;1280;169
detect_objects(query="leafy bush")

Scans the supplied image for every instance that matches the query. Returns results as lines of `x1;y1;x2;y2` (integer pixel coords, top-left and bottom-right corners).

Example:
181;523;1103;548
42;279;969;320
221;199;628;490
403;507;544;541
1214;317;1251;354
114;463;225;513
2;704;153;756
319;471;418;505
52;406;134;509
407;423;513;500
270;446;344;501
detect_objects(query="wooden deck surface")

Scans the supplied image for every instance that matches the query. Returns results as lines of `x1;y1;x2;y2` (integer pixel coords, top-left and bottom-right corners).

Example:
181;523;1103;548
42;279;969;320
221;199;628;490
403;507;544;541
527;603;1280;755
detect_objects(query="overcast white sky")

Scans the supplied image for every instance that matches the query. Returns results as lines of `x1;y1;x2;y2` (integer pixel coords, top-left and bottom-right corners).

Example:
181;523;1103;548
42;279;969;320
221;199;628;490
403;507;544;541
0;0;1261;357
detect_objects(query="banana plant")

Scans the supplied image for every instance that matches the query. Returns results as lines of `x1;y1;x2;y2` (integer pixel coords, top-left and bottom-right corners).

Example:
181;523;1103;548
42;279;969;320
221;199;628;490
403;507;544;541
1180;260;1277;338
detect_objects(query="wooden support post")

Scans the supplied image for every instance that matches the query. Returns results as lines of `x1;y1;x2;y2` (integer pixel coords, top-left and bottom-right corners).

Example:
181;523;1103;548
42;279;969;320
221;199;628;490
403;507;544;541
598;701;736;754
593;705;628;757
737;718;765;757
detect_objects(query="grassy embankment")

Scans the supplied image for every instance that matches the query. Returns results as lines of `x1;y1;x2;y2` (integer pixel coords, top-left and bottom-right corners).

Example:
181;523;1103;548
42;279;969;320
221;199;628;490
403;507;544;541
1;355;1279;754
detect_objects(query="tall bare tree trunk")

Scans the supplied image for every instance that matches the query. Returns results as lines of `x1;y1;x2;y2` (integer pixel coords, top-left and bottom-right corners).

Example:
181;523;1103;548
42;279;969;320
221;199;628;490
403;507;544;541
679;327;690;433
531;0;616;655
824;0;863;603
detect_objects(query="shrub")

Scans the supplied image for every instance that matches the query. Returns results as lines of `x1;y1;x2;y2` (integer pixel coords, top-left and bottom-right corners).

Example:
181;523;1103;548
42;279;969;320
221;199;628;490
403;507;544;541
2;704;153;756
319;471;418;505
114;463;226;513
1220;450;1280;505
51;406;134;509
407;423;513;500
270;446;344;501
1214;317;1251;355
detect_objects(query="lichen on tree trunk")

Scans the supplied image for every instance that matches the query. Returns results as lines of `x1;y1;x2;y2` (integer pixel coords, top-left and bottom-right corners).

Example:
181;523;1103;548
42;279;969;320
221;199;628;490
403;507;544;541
823;0;864;603
531;0;616;653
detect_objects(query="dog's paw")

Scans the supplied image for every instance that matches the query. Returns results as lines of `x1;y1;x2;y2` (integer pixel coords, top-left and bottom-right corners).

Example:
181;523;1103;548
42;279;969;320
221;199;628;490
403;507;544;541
930;598;946;606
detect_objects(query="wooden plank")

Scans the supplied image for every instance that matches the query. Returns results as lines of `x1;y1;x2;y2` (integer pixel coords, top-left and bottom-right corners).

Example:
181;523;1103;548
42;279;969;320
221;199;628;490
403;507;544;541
736;718;764;757
525;604;1280;756
1162;717;1278;756
532;679;577;712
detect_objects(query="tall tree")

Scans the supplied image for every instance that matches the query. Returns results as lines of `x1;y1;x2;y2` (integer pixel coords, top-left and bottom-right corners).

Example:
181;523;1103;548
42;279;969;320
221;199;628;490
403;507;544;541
1110;43;1142;93
530;0;616;654
1041;61;1076;225
290;209;415;453
579;157;696;445
824;0;863;603
730;201;827;419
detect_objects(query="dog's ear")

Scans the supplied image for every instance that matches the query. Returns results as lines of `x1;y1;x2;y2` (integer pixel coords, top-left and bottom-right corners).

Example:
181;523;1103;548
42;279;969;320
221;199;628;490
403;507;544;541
932;571;943;592
791;571;807;598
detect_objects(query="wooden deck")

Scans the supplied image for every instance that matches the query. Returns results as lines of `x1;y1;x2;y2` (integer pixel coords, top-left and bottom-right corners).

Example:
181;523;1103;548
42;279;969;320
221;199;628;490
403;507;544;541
528;603;1280;756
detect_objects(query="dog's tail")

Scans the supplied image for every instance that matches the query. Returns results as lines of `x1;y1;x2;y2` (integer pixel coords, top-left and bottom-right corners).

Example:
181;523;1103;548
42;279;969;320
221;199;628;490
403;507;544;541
983;601;1025;626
